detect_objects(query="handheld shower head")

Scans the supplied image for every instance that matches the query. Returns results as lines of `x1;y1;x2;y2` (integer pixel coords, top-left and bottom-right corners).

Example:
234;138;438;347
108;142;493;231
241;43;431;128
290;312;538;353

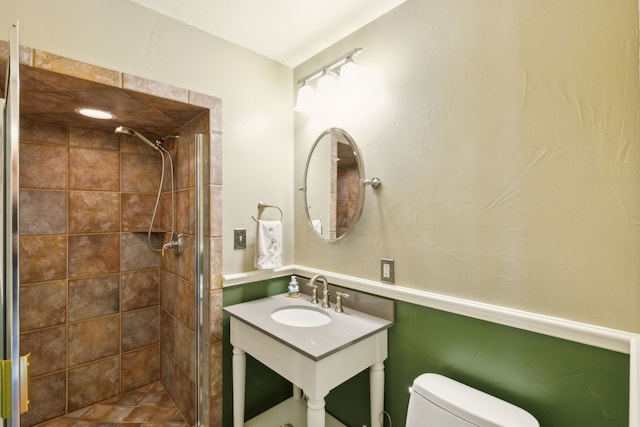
114;126;134;137
114;126;160;152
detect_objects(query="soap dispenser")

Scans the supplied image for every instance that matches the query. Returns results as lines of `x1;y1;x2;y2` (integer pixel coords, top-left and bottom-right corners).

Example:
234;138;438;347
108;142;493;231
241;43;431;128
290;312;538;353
287;275;300;297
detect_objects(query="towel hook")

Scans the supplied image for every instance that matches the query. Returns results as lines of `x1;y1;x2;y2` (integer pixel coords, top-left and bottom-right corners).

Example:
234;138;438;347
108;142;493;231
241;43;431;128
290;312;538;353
251;202;283;223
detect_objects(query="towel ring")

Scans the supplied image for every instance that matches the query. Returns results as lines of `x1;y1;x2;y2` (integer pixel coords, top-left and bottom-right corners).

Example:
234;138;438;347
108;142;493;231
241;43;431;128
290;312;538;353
251;202;283;223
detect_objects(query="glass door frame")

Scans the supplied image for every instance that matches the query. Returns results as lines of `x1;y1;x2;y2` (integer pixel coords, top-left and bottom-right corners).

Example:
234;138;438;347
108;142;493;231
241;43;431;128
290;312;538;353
2;21;23;427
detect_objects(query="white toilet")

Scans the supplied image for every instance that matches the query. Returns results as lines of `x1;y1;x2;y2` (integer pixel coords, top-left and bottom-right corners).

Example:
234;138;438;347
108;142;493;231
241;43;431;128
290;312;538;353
406;373;539;426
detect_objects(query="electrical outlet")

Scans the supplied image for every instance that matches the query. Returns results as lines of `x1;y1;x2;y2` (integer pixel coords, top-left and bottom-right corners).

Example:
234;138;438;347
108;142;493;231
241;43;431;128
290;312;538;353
234;228;246;249
381;258;395;283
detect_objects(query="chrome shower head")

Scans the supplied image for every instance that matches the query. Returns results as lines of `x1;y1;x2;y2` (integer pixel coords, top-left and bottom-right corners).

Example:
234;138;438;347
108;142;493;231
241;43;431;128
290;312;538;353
114;126;160;152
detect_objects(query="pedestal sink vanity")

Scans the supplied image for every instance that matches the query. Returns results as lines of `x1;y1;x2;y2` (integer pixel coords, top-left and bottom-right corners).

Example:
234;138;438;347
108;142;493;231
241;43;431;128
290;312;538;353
224;278;393;427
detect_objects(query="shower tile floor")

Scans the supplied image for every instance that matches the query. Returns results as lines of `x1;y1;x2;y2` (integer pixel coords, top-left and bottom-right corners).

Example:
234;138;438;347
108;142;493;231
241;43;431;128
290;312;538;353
36;382;188;427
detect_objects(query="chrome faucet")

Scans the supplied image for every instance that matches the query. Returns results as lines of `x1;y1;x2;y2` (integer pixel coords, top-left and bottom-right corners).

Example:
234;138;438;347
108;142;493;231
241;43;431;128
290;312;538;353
306;278;319;304
335;291;350;313
308;274;330;308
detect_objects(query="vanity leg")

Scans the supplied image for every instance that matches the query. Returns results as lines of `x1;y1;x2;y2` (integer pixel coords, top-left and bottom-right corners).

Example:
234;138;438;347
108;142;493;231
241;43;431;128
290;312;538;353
307;397;326;427
292;385;303;400
370;361;385;427
232;347;246;427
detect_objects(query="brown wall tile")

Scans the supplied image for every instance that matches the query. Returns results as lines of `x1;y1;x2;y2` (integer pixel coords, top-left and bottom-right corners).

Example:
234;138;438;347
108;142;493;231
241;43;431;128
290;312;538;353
21;372;66;427
69;191;120;233
210;132;223;186
173;320;194;378
68;234;120;278
121;345;160;393
119;134;156;155
209;290;223;343
20;143;68;190
175;278;195;331
209;185;223;238
183;109;209;135
68;356;120;411
68;315;120;366
20;235;67;283
23;91;81;120
161;350;175;399
121;153;160;193
208;341;223;398
209;395;223;427
173;365;195;425
188;91;221;131
160;271;176;316
121;307;159;352
122;74;188;103
161;234;195;283
121;193;157;232
121;270;159;312
210;238;223;290
21;326;67;377
176;189;194;235
176;139;194;191
158;192;171;231
68;274;119;322
160;144;176;192
121;233;160;271
20;190;67;235
20;280;66;331
69;148;120;191
20;121;68;145
160;310;175;362
34;51;121;87
69;128;119;150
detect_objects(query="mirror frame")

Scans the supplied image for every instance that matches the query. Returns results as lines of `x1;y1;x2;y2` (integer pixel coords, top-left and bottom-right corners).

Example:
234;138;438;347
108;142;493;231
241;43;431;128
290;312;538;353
302;128;365;242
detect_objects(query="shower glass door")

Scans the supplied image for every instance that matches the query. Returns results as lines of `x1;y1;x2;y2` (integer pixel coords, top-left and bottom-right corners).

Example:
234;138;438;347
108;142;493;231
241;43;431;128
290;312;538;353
1;22;29;427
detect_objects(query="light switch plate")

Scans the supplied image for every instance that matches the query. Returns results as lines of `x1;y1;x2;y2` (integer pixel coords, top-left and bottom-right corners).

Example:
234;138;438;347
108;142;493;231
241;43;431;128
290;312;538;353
234;228;246;250
381;258;395;283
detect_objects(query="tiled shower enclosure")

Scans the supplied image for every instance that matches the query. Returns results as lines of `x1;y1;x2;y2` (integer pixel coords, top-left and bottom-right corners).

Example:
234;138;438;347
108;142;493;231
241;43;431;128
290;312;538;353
0;43;223;427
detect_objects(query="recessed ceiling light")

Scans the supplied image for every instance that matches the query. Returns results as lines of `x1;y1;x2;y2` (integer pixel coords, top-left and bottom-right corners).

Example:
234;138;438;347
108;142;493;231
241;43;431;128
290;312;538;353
74;107;117;120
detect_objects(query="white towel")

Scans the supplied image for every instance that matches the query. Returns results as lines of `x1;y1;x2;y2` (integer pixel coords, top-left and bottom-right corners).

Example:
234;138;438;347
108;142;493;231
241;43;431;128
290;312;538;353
255;220;282;269
312;219;322;234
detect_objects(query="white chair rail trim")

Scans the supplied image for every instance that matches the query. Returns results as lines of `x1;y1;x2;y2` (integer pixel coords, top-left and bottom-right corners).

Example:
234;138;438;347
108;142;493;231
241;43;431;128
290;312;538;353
224;265;636;354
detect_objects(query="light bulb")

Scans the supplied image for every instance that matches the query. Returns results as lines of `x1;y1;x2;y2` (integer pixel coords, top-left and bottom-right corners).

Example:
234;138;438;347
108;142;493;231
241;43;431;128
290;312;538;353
75;107;116;120
294;82;315;113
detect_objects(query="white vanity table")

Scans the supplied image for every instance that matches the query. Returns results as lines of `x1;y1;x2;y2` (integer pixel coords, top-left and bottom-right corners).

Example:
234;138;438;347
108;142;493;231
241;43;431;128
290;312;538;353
225;292;393;427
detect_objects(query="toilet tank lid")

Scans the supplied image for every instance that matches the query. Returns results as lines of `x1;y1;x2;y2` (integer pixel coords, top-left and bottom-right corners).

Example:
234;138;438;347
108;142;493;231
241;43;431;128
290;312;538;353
411;374;539;427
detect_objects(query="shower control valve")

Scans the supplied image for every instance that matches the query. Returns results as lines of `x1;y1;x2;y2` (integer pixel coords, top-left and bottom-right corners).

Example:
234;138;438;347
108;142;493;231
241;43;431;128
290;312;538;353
162;233;183;256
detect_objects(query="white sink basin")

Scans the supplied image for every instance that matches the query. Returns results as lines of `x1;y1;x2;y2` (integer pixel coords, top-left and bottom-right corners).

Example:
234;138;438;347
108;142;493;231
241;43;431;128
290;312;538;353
270;305;331;327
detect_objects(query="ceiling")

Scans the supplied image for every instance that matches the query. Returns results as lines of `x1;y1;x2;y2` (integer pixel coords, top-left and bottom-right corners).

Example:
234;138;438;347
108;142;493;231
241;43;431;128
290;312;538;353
128;0;407;67
1;1;408;137
0;62;207;140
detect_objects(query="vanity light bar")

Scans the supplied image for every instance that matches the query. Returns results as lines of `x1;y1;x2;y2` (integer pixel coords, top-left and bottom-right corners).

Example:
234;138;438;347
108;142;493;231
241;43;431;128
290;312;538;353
296;48;363;85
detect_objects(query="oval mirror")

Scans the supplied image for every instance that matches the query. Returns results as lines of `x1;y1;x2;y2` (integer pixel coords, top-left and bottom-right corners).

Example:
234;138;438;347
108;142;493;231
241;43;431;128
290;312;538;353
303;128;364;241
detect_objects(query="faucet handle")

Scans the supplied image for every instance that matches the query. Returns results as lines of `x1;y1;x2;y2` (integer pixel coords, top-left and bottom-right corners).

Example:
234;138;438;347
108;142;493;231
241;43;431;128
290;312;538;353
335;292;350;313
307;282;319;304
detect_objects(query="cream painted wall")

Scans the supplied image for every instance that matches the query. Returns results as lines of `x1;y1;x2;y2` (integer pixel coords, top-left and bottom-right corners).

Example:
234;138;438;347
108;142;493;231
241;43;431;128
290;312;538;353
294;0;640;332
0;0;294;274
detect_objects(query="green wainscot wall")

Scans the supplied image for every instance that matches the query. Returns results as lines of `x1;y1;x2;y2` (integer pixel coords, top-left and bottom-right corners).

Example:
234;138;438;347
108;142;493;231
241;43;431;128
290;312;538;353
223;278;630;427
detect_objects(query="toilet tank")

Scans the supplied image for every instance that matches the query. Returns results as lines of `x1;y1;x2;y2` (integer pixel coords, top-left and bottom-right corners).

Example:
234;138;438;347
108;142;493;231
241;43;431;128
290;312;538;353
406;374;539;427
